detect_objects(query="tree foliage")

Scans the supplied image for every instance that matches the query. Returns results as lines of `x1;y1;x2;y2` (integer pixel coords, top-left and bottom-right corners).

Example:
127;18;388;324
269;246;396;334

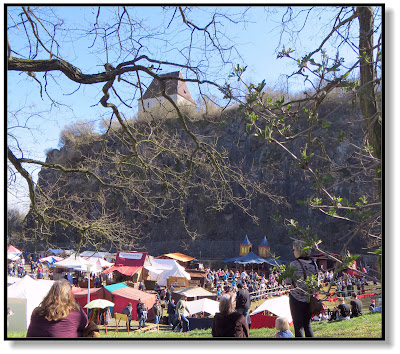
223;6;382;276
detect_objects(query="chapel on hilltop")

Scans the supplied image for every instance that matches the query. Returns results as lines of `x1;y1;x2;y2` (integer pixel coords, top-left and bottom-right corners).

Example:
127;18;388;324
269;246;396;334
137;71;197;113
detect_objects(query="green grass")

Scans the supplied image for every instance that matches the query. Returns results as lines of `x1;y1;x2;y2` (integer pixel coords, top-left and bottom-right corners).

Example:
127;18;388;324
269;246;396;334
7;312;381;339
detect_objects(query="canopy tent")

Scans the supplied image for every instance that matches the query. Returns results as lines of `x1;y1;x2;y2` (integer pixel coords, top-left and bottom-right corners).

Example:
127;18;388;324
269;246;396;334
156;252;196;263
7;245;22;254
73;259;104;274
186;298;220;316
53;254;90;269
80;251;115;260
104;282;128;293
102;251;148;278
160;263;191;288
223;252;286;266
173;286;216;300
234;252;268;264
39;255;64;264
250;295;293;329
144;257;179;285
7;275;54;331
74;287;105;309
162;263;191;279
46;248;64;256
7;245;22;260
7;253;20;261
84;299;114;309
86;257;114;268
103;285;156;321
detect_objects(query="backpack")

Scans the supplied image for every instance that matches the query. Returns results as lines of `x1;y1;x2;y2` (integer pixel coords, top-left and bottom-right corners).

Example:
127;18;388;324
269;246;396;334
297;259;324;316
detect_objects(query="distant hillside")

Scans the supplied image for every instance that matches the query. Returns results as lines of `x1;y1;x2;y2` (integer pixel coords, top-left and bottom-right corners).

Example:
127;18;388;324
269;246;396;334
24;96;378;266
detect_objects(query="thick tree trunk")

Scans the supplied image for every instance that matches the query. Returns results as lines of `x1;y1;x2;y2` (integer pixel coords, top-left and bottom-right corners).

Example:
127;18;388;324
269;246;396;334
358;6;381;201
358;6;381;160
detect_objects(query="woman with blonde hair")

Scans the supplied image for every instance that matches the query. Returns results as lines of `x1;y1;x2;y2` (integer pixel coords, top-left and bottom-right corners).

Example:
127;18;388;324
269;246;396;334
275;316;293;338
27;279;88;337
212;292;249;337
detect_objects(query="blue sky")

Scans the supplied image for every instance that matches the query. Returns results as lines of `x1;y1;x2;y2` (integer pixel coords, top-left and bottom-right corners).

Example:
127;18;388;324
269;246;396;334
6;5;378;212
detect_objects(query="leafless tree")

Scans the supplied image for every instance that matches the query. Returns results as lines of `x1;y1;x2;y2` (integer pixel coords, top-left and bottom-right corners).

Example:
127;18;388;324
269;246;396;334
7;6;280;252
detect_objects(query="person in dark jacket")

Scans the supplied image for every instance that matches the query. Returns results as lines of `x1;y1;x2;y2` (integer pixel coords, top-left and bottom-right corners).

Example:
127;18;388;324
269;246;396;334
350;293;363;318
286;240;319;337
152;299;162;329
167;299;176;327
235;282;250;317
121;302;133;330
334;297;351;320
212;293;249;338
136;299;147;328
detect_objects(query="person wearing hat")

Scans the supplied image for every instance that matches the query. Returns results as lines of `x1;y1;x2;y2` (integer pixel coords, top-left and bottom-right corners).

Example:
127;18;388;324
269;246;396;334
369;299;376;312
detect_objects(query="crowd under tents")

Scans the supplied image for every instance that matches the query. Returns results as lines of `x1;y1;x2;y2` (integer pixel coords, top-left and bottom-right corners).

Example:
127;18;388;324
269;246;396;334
7;275;54;331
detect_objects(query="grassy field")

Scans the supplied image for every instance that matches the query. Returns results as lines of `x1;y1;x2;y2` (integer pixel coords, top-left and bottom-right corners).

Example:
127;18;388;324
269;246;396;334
6;312;382;339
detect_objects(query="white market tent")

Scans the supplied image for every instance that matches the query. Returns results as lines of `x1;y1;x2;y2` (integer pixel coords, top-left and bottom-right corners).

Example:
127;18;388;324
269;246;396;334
80;251;115;262
250;295;293;323
162;263;191;279
174;286;216;299
7;253;20;261
144;257;179;286
53;254;90;269
86;257;114;268
186;298;220;316
160;263;191;286
7;276;20;285
7;275;54;331
7;245;22;260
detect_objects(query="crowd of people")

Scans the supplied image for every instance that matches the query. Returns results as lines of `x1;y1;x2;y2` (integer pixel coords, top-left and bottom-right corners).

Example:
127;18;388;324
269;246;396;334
8;253;49;279
11;243;380;339
204;267;286;298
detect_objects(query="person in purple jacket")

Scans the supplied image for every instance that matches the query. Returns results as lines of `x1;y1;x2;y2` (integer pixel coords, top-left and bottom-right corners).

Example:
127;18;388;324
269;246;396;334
27;279;88;338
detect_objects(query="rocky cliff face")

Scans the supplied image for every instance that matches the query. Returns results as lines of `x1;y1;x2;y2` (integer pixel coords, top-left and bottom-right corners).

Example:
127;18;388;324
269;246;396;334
28;100;377;264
